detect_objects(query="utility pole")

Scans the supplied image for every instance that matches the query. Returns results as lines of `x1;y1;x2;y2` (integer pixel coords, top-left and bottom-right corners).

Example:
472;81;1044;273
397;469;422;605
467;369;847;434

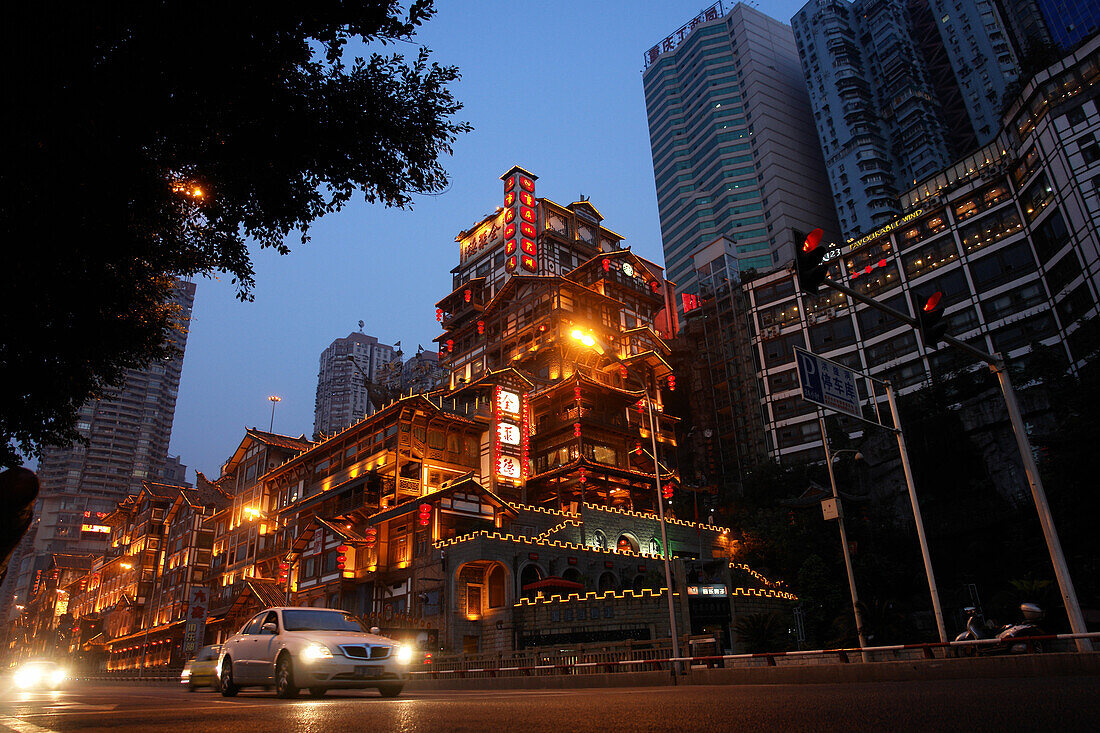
818;413;868;658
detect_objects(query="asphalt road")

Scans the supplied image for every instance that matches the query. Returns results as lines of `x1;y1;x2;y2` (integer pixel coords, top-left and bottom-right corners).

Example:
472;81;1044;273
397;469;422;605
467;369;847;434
1;677;1098;732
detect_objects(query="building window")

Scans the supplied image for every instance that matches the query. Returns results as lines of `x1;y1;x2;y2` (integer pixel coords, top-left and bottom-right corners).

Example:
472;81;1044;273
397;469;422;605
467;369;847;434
970;241;1037;292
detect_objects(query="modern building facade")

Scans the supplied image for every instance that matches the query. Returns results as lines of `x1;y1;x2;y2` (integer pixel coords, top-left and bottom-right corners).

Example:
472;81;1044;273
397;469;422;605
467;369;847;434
741;34;1100;463
643;2;841;309
1036;0;1100;49
792;0;1022;240
313;331;401;439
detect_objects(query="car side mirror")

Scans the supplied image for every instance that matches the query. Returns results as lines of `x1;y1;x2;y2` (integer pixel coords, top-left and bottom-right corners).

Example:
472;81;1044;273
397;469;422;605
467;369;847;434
370;626;381;635
262;622;278;634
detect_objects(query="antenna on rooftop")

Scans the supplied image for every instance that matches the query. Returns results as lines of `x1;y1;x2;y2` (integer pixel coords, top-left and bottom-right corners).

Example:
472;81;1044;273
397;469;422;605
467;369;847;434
357;320;364;332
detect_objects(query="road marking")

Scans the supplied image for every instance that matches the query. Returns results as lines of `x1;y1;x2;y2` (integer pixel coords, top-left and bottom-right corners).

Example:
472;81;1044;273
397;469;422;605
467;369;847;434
0;715;54;733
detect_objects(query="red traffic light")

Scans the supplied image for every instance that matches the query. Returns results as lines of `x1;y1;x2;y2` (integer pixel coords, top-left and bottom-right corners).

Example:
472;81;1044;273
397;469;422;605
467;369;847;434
913;290;949;349
923;291;942;312
795;227;830;294
802;228;824;253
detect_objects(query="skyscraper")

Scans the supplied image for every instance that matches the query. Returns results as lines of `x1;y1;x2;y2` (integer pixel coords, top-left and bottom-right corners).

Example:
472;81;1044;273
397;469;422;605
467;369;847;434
30;279;196;556
0;279;196;617
313;331;401;439
792;0;1022;240
642;2;841;309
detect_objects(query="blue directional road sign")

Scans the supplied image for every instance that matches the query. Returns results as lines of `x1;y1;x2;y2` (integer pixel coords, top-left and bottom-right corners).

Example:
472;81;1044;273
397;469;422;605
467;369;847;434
794;347;862;421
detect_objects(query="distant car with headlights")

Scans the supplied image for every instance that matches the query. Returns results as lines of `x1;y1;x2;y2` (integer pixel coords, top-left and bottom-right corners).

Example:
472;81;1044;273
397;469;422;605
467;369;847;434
217;607;412;698
180;644;221;691
11;660;68;690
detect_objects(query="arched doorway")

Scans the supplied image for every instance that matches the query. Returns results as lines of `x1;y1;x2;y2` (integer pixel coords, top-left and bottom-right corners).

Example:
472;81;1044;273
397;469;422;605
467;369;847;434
617;533;640;554
519;563;544;601
598;571;618;594
561;567;583;588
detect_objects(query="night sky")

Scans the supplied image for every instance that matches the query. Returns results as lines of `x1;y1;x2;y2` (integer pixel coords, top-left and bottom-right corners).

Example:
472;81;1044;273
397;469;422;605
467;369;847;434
169;0;807;481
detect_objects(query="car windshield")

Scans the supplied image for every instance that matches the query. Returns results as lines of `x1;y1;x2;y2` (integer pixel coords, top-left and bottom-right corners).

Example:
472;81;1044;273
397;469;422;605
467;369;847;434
282;610;368;632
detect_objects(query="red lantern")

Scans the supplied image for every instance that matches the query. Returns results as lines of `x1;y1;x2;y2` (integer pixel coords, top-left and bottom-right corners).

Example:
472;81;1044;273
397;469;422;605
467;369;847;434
574;422;582;438
650;281;660;293
574;386;582;401
579;467;587;484
418;503;432;527
637;399;644;414
602;258;610;272
435;308;443;322
635;441;642;456
336;545;348;570
662;484;674;499
364;527;377;547
477;320;485;335
464;289;472;303
619;365;628;380
667;374;676;391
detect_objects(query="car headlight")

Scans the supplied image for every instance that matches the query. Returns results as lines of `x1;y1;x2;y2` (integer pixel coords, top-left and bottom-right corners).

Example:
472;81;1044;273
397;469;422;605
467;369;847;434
300;644;333;662
50;669;66;685
14;667;41;689
394;645;413;665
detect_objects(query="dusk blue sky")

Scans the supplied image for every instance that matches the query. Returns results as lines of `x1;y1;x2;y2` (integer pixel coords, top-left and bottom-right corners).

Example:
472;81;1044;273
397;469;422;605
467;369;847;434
169;0;806;481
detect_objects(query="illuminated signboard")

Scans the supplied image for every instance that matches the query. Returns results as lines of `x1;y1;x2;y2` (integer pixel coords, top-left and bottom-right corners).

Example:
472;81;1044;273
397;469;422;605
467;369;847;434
459;211;505;264
643;1;725;68
81;524;111;534
502;167;539;275
686;584;728;597
845;209;925;253
493;385;529;482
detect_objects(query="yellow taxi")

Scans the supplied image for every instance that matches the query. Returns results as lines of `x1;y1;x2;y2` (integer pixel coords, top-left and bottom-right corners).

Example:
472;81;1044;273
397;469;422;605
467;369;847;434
180;645;221;691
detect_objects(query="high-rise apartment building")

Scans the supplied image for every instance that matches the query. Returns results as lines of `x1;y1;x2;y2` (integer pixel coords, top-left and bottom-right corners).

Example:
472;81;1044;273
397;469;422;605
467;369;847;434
741;34;1100;463
1035;0;1100;48
0;280;196;619
31;279;196;556
313;331;401;439
643;2;841;309
792;0;1022;241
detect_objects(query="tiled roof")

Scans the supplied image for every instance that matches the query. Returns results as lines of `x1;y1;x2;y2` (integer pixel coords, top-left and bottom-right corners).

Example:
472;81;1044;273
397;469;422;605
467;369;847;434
50;553;94;571
246;429;314;452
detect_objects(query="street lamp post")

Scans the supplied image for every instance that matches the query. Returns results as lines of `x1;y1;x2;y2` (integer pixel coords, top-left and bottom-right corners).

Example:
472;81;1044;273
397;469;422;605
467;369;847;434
818;416;869;659
570;330;682;673
268;395;281;432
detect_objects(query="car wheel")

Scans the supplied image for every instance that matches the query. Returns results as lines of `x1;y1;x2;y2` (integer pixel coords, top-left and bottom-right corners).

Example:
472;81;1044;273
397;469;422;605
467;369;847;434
275;655;298;699
377;684;403;698
308;687;326;698
220;660;240;697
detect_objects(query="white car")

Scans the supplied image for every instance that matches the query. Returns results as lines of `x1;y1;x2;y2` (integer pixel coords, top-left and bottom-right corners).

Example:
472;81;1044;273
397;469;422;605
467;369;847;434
217;607;412;698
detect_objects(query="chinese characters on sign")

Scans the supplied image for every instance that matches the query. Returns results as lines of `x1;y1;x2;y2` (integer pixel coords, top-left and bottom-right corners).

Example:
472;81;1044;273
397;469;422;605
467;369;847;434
494;386;529;483
502;168;539;275
80;524;111;533
643;1;725;68
794;347;862;421
686;584;728;597
181;587;209;655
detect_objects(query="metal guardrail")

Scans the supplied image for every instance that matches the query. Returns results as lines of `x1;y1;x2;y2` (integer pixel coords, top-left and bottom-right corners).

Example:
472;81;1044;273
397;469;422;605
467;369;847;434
408;633;1100;679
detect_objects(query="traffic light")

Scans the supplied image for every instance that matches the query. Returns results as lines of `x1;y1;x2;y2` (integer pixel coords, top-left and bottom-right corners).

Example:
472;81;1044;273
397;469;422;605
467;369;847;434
915;291;949;349
795;228;830;294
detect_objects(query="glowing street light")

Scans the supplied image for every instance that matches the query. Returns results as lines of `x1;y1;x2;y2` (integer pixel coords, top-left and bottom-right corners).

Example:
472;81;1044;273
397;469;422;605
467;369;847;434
268;395;282;431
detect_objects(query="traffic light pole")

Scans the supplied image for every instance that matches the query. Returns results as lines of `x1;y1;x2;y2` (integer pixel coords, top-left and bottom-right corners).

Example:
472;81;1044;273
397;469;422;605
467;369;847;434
884;381;947;644
818;413;869;659
815;276;1090;651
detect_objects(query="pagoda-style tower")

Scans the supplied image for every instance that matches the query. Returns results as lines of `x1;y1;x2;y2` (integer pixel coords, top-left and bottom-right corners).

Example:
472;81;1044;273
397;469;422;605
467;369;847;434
435;167;684;515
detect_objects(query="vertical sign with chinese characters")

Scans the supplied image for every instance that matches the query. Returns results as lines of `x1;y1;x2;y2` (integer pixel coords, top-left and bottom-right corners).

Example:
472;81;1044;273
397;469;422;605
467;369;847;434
493;385;528;487
501;167;539;276
181;586;209;657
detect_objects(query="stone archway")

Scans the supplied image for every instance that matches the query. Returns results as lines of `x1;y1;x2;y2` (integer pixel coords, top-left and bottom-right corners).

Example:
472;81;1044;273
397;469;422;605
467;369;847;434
518;563;544;601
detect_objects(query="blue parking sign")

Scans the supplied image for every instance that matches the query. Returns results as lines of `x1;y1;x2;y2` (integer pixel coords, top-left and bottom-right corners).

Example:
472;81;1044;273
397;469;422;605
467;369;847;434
794;347;862;421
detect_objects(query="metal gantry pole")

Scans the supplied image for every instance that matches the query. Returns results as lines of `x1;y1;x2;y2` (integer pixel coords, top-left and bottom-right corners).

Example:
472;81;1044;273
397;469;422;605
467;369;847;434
814;276;1089;650
818;413;868;659
991;360;1091;651
884;381;948;644
646;388;682;674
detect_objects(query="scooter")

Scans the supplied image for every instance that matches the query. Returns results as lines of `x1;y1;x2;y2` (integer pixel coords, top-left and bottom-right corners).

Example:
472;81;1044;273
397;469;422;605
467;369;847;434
954;603;1046;655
